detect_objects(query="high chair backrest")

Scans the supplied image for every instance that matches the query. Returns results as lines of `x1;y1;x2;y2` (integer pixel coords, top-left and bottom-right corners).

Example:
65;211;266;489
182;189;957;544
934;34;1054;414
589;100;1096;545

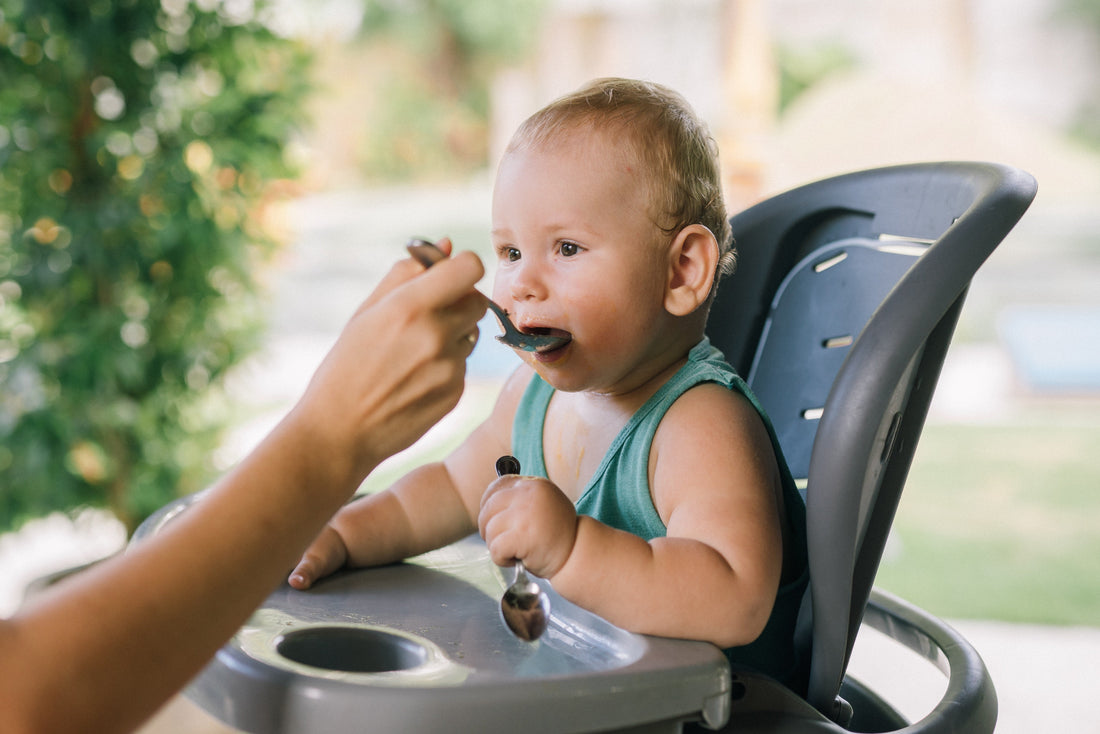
705;162;1037;722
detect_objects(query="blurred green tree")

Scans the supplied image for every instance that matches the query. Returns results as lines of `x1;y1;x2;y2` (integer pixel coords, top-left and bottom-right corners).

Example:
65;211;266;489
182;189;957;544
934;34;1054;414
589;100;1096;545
0;0;311;533
355;0;546;180
775;41;856;115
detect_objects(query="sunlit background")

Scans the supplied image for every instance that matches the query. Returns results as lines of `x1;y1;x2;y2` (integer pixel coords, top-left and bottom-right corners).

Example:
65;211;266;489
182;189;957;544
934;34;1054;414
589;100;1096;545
1;1;1097;732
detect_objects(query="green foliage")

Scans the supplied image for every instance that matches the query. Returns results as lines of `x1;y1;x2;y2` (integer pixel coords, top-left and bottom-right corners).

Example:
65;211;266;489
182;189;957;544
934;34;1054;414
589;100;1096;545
356;0;546;180
361;0;544;62
0;0;311;532
775;40;857;115
1059;0;1100;25
1058;0;1100;147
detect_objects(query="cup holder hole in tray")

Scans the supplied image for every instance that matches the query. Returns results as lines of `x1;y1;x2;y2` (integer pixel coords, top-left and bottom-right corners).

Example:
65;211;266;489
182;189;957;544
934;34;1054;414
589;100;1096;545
276;627;429;673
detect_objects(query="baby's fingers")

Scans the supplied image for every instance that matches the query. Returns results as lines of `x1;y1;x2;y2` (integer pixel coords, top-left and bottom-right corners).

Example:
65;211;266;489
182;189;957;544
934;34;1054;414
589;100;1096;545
484;533;521;569
478;476;519;538
287;559;319;590
287;527;347;589
480;510;525;568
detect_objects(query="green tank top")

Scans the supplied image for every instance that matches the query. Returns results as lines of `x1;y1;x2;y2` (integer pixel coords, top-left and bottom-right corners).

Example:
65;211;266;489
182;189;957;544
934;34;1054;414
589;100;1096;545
512;338;809;691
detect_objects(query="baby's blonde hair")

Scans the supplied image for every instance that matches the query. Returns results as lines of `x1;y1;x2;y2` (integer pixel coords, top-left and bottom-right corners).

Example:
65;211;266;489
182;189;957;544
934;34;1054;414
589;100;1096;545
505;77;736;283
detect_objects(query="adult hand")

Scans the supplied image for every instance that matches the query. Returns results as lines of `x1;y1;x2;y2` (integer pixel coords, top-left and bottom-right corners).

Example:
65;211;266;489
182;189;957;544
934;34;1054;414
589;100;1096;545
478;475;579;579
291;247;486;486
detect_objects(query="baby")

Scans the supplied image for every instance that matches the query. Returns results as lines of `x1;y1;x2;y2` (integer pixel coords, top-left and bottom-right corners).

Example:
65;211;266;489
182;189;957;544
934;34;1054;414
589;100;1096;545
289;77;809;690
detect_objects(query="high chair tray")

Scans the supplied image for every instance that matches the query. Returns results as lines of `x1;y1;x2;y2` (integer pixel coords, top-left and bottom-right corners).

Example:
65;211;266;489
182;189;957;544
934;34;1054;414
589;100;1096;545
135;493;732;734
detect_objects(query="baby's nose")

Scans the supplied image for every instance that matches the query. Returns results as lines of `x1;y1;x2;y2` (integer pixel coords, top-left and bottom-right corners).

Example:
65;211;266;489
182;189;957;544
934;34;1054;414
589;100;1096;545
508;259;549;301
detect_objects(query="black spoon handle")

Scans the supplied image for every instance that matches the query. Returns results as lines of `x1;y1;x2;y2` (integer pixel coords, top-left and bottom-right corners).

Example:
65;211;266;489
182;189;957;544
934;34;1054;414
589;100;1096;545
495;455;521;477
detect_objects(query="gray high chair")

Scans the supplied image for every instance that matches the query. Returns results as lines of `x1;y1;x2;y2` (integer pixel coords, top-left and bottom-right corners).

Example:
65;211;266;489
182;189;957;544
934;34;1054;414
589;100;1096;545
133;161;1036;733
705;160;1037;731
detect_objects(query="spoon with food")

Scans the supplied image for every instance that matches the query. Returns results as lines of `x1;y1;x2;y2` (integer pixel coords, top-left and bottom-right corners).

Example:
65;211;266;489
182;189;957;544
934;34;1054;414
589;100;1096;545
405;238;571;354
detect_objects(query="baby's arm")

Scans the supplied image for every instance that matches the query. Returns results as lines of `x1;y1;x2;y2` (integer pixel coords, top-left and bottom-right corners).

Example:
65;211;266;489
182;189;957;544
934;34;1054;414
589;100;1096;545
288;462;479;588
482;383;785;648
289;366;533;588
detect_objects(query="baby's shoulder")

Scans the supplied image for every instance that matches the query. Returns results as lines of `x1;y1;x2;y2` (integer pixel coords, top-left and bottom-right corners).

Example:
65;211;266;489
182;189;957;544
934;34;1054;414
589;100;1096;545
665;380;757;421
649;380;780;515
655;381;769;452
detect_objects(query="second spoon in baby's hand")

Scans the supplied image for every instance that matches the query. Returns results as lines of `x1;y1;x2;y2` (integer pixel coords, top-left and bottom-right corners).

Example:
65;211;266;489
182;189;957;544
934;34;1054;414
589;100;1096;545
493;455;551;642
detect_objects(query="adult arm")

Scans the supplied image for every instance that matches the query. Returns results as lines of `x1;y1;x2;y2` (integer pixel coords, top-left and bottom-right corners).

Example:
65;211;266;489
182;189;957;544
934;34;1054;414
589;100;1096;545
0;251;486;734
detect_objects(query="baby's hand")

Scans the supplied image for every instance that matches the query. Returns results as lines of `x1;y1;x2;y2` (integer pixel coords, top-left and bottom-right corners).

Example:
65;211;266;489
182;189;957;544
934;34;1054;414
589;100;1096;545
288;524;349;590
478;475;578;579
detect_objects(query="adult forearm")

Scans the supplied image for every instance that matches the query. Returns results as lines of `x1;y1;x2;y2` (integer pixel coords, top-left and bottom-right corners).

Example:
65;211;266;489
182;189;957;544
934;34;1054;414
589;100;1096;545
1;412;365;734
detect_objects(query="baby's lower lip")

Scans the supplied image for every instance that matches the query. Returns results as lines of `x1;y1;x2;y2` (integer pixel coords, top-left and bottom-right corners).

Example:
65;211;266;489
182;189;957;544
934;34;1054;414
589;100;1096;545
533;343;569;363
531;336;572;362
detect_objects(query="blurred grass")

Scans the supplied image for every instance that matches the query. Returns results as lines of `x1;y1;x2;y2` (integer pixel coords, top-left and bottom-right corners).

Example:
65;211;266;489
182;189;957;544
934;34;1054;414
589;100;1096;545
877;412;1100;626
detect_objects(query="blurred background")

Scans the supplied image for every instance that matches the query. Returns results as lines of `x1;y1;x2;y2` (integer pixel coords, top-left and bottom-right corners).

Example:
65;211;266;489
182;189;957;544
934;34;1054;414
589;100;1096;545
1;1;1097;732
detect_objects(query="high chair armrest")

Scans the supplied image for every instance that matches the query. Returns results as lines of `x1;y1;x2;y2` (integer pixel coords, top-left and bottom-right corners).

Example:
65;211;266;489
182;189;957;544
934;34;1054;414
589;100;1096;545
720;588;996;733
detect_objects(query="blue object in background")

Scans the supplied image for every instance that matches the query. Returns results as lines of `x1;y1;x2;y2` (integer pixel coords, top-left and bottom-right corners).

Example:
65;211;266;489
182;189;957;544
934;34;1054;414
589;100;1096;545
467;312;522;380
998;305;1100;392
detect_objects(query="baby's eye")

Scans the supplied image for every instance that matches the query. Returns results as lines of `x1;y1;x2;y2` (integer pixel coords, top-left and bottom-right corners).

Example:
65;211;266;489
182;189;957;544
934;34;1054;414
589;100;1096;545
499;246;521;262
558;241;581;257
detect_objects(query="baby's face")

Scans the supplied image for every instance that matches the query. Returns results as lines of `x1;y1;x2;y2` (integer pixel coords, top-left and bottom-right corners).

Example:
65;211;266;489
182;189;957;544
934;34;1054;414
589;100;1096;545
490;131;680;395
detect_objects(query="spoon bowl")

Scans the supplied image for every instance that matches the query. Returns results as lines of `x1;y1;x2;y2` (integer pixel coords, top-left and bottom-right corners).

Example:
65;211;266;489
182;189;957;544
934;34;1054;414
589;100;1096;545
494;455;551;642
406;239;571;354
501;561;550;642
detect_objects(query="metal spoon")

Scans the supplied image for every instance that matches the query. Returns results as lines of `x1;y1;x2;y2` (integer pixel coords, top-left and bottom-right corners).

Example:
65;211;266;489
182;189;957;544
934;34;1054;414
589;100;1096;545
405;238;571;354
494;455;551;642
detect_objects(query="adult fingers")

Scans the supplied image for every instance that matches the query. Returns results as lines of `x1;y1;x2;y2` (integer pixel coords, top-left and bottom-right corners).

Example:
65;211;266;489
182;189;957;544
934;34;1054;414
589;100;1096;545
351;238;474;318
458;323;480;357
400;250;485;315
352;258;423;317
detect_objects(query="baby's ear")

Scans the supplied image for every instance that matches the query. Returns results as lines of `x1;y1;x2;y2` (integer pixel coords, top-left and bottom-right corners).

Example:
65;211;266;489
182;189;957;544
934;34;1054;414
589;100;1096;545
665;224;719;316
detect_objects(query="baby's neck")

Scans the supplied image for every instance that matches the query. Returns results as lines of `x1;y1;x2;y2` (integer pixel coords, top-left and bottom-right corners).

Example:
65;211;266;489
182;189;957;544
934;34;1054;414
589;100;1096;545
566;328;700;426
592;321;703;399
542;339;696;501
589;346;689;404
